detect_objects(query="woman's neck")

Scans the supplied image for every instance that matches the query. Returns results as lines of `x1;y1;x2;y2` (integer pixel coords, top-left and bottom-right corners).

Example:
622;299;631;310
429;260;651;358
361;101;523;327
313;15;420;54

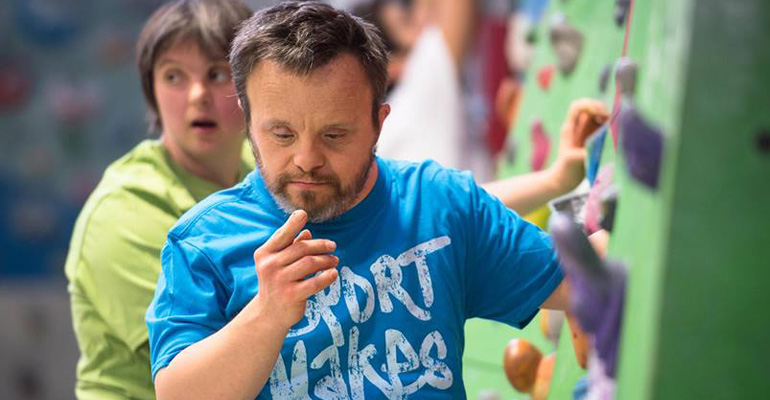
161;137;241;188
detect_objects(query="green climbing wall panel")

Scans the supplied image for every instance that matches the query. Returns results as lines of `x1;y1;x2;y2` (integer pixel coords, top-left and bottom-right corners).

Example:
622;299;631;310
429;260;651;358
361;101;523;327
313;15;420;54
465;0;769;398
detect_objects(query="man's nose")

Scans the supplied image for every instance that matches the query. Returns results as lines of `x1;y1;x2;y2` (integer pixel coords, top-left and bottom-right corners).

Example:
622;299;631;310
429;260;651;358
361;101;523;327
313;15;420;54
293;139;325;173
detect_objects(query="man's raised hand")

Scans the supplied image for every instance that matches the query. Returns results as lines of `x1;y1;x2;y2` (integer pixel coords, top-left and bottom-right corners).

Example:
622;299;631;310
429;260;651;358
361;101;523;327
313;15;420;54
252;210;339;330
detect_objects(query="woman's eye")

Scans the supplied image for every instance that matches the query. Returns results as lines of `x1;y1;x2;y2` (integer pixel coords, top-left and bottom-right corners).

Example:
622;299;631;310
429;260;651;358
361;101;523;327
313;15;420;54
164;70;184;84
209;67;230;84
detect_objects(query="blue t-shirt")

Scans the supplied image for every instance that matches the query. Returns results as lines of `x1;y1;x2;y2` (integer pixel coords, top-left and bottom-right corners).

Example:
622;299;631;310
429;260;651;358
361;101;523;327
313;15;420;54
147;158;563;399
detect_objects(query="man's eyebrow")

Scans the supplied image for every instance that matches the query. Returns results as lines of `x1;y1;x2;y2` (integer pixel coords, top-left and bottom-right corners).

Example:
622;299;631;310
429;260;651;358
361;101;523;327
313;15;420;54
321;123;352;131
261;119;292;129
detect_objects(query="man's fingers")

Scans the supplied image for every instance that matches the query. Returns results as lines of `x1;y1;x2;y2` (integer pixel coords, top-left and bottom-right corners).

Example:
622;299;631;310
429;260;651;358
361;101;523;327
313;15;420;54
293;229;312;244
295;268;339;299
263;210;307;253
274;238;337;267
283;254;339;282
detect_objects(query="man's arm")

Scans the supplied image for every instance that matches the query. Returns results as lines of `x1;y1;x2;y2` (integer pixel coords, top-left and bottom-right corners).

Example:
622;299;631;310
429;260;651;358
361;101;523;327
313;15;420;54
482;168;570;216
154;210;339;400
482;99;608;215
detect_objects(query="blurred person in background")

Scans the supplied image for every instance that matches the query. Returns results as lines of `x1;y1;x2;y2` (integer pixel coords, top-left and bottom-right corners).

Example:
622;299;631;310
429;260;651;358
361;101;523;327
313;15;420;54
355;0;607;216
354;0;494;180
64;1;253;398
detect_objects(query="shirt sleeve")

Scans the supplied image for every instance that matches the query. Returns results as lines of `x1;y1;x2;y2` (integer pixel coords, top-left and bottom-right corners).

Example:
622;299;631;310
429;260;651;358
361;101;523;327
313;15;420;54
463;177;564;328
146;234;229;381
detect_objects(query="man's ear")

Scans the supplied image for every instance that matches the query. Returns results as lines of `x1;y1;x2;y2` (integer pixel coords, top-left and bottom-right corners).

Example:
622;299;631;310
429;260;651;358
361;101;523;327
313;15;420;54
377;103;391;137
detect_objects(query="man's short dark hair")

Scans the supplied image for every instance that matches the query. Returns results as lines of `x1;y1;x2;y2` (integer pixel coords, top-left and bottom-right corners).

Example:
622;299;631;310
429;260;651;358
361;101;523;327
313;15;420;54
229;1;389;128
136;0;252;133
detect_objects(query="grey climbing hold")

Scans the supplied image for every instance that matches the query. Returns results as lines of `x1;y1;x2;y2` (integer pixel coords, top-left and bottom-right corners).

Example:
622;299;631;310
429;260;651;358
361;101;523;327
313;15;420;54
614;0;631;27
549;13;584;76
615;58;637;97
599;64;611;94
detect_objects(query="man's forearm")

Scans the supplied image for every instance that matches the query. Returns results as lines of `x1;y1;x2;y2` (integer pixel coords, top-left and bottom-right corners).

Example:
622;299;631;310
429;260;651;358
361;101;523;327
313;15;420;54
154;298;288;400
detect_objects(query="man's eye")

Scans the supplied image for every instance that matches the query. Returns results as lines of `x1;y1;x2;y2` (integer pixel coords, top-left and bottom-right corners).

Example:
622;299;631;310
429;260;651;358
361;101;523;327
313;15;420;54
325;131;346;140
272;130;294;141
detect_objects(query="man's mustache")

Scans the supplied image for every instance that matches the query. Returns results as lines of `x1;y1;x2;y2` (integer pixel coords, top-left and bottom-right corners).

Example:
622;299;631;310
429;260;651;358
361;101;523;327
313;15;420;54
277;172;339;186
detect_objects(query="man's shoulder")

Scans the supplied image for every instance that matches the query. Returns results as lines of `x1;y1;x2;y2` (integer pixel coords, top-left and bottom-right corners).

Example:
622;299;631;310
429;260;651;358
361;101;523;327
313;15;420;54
384;158;476;194
166;172;278;249
168;177;253;239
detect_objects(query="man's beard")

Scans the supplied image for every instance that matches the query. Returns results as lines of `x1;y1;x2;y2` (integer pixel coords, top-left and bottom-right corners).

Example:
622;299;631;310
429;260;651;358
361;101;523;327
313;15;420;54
254;147;375;223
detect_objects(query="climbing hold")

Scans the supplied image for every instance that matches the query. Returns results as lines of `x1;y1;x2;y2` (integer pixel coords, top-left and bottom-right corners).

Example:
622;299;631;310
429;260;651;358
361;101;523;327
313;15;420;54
504;339;542;393
549;13;584;76
614;0;631;27
619;106;664;189
530;119;551;171
537;65;555;90
599;64;611;94
550;212;627;378
615;58;638;97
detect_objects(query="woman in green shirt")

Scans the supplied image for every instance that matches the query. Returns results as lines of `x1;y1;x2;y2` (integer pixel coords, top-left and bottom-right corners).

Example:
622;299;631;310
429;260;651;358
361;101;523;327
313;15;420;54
65;1;253;398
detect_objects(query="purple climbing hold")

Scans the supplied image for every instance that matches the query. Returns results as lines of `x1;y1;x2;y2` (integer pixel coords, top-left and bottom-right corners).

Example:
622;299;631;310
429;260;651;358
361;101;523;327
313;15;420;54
619;106;663;189
550;212;626;379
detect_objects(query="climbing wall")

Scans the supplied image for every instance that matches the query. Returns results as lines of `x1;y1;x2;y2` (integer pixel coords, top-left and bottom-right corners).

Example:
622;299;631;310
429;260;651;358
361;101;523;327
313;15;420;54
465;0;770;398
614;0;770;398
464;0;630;397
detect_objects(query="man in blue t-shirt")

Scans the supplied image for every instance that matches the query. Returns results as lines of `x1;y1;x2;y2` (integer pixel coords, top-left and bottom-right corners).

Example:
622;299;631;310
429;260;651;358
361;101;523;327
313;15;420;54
147;2;600;399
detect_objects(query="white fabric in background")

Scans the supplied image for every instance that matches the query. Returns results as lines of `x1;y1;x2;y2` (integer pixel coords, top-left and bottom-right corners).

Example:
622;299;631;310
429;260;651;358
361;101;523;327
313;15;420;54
378;27;493;181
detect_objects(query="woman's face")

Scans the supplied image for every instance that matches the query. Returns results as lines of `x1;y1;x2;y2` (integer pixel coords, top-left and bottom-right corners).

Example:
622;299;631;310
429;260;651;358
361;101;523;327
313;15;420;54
153;38;245;169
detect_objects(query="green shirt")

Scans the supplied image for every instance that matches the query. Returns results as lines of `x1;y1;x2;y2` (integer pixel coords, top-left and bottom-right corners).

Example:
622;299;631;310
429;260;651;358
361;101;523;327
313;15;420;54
65;140;253;399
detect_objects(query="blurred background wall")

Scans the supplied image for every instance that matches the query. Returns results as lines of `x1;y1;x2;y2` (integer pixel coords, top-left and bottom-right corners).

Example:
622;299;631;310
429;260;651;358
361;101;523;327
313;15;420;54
0;1;281;398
